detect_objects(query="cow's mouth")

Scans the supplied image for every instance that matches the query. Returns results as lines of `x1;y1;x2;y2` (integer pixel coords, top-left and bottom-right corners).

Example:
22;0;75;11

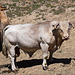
62;37;69;40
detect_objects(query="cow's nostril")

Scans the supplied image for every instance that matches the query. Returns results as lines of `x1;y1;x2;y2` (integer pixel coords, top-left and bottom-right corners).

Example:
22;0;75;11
66;35;69;38
63;35;69;40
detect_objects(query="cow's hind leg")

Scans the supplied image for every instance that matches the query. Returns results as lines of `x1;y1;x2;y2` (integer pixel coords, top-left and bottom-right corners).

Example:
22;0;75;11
15;46;20;57
9;46;17;71
40;42;49;70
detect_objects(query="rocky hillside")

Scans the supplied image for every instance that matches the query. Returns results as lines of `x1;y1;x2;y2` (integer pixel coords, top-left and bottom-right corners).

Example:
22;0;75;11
0;0;75;20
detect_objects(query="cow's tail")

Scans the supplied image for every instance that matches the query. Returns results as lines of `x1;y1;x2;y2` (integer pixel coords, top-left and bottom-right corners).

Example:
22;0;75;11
3;25;12;32
0;23;4;43
2;41;8;58
1;24;11;58
0;23;4;52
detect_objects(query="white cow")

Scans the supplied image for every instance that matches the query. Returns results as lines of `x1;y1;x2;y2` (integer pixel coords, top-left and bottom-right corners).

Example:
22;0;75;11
2;20;72;71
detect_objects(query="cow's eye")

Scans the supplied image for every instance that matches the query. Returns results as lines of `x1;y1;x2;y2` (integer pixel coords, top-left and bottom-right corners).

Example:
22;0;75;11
52;25;55;27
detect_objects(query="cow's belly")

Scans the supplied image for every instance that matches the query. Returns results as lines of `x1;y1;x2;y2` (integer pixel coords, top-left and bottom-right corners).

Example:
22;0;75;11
18;43;40;52
17;35;40;54
22;46;39;54
18;44;40;57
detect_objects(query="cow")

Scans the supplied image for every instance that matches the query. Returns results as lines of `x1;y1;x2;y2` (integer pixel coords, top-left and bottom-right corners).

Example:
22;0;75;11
0;5;11;51
2;20;73;71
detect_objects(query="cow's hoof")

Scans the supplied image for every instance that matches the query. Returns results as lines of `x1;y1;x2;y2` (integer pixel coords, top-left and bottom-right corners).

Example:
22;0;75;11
43;66;48;70
12;68;19;73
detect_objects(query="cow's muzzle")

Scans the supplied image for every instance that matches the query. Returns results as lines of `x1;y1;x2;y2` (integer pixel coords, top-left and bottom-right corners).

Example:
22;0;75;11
62;35;69;40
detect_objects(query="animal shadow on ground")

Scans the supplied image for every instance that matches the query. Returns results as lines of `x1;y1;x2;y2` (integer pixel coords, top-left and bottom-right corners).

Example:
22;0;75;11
0;58;72;69
0;58;72;74
16;58;71;69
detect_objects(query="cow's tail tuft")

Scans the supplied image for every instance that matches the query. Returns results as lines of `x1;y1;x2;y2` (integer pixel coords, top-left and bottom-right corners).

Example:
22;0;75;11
2;41;8;58
1;24;11;58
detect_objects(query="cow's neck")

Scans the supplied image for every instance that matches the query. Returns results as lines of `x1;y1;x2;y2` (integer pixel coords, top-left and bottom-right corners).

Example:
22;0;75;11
53;29;64;49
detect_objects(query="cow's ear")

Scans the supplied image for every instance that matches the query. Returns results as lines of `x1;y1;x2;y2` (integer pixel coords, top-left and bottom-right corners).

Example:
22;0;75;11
68;20;74;28
52;24;56;29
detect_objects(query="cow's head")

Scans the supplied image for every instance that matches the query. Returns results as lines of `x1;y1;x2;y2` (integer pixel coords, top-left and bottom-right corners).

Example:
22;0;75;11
58;20;73;40
0;5;6;11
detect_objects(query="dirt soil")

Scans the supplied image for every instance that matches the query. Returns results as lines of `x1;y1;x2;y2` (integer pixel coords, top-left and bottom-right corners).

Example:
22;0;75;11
0;4;75;75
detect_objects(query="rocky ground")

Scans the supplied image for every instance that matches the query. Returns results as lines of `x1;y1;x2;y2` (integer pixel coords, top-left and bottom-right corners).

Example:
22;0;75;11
0;0;75;75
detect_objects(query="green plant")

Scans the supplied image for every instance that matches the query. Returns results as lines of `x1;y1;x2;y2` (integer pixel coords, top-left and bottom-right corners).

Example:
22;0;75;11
50;0;58;3
46;3;56;8
72;0;75;2
46;3;51;7
67;4;75;8
51;8;65;15
12;0;20;2
32;4;41;10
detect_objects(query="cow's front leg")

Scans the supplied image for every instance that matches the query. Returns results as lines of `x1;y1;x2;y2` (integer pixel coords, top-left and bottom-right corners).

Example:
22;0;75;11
9;46;17;71
49;50;56;62
40;42;49;70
